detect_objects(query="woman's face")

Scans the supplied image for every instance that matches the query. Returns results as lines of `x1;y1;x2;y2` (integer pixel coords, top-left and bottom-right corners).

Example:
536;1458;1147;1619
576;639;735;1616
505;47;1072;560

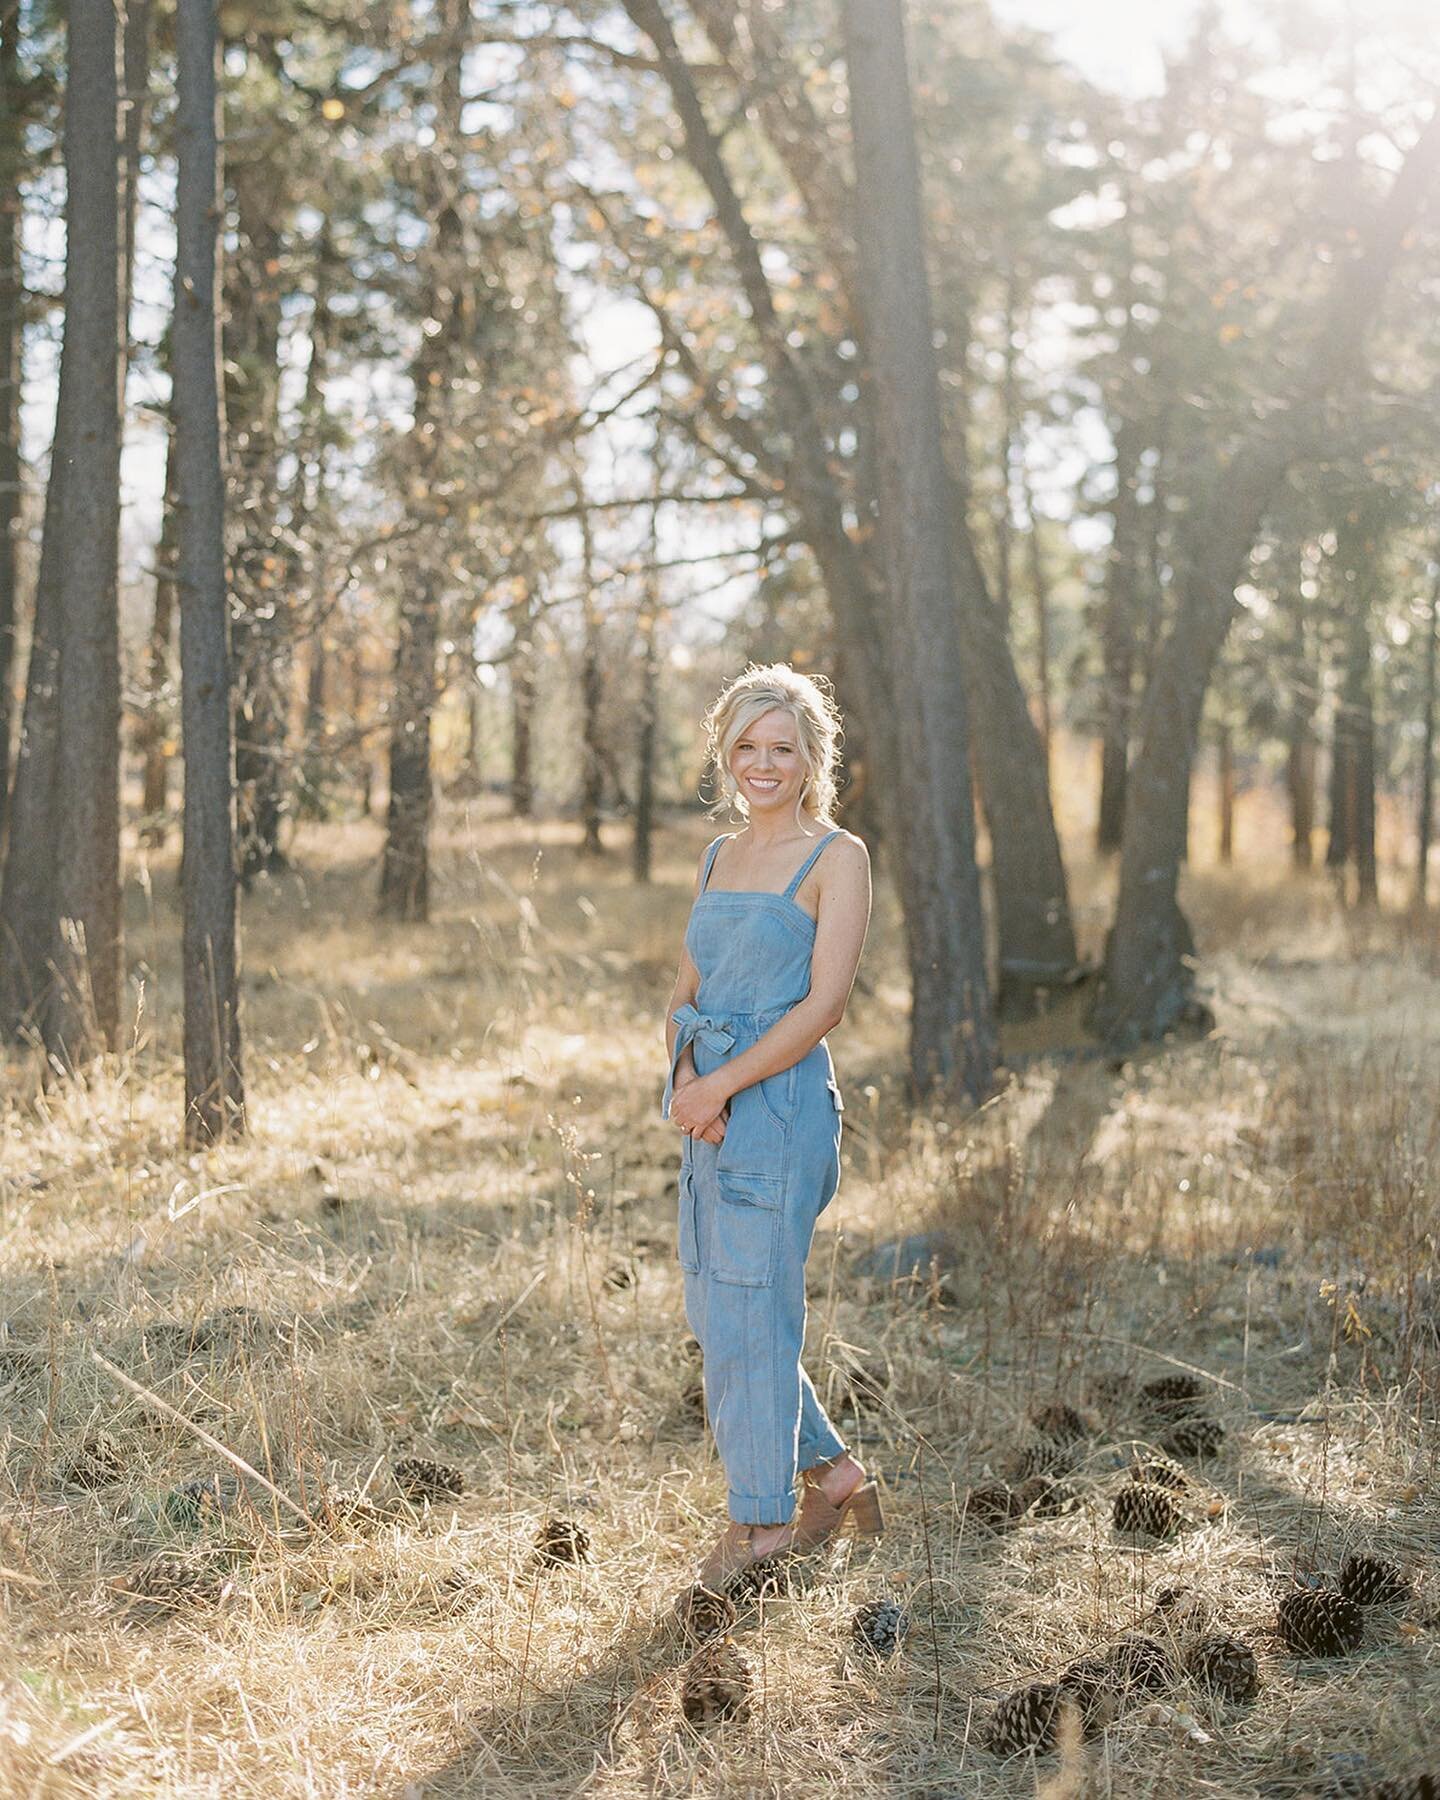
730;708;809;818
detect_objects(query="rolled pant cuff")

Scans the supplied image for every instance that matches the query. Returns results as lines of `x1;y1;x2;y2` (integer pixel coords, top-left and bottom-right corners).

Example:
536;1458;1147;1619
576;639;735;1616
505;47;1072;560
729;1487;797;1525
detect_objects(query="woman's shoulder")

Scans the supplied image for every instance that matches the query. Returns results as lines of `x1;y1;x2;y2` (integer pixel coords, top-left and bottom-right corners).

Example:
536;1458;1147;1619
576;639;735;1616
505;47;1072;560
819;822;868;860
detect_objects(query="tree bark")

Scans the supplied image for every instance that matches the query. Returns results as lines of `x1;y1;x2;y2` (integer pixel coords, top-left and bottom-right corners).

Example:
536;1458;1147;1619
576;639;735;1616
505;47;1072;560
0;1;22;853
1216;721;1234;864
842;0;995;1103
174;0;243;1142
1097;417;1146;853
510;589;535;818
140;412;178;843
633;513;659;886
578;491;604;855
1418;571;1438;908
226;130;289;882
378;0;468;918
50;0;125;1062
1091;108;1440;1048
1282;565;1316;869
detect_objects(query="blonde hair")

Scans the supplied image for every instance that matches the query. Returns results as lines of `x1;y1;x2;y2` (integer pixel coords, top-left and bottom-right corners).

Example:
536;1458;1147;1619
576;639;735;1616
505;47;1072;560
702;662;844;829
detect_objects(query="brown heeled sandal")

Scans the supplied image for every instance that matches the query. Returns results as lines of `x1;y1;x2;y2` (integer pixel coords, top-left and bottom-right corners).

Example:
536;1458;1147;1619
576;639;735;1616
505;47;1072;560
789;1470;885;1552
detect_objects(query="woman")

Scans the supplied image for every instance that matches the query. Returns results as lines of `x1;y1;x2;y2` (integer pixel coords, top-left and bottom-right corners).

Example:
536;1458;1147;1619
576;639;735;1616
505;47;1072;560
660;663;882;1592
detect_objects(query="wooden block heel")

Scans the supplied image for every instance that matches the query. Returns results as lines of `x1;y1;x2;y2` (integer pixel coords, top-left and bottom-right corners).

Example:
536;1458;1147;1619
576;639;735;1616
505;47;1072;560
844;1478;885;1537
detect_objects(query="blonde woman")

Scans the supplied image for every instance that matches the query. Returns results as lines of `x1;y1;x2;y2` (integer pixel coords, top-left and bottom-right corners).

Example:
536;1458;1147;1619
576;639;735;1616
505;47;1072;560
661;664;883;1592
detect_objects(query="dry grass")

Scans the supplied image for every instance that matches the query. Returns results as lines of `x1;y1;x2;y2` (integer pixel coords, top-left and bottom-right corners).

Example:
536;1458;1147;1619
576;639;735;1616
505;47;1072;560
3;799;1440;1797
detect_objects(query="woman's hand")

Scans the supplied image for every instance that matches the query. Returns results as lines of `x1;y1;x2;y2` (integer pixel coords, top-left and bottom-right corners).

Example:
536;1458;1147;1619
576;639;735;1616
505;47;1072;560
670;1070;731;1143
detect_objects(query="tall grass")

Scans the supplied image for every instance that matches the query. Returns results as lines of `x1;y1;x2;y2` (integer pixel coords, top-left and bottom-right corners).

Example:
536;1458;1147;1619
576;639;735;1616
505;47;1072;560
2;800;1437;1796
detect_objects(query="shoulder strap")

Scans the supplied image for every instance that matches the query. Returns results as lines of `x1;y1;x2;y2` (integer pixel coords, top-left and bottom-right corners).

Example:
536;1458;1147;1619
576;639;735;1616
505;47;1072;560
699;834;729;895
782;828;842;900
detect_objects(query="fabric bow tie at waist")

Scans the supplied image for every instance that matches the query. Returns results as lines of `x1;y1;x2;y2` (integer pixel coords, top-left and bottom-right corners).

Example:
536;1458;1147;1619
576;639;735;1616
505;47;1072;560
661;1004;736;1119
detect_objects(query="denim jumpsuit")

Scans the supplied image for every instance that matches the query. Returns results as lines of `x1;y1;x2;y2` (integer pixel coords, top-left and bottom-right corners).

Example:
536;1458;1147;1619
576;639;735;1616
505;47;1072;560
660;829;849;1525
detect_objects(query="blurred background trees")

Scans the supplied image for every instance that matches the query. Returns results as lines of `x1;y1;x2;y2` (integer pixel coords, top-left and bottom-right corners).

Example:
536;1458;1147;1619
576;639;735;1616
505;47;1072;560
2;0;1440;1118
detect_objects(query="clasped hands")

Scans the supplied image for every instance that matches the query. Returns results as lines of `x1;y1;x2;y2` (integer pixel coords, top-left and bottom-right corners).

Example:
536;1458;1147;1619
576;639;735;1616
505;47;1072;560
669;1064;732;1145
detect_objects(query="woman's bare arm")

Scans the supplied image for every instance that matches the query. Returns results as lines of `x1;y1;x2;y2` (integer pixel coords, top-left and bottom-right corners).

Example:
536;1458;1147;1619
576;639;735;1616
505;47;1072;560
664;845;728;1143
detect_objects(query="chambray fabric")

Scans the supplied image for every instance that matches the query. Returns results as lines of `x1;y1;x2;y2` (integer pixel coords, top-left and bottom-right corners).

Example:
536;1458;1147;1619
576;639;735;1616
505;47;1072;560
661;828;849;1523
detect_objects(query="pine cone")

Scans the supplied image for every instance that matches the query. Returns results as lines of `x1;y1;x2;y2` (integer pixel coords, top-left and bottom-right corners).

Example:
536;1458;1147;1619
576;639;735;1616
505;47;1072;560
675;1583;737;1644
1101;1633;1175;1697
1339;1553;1410;1608
393;1456;464;1504
680;1642;752;1725
726;1553;798;1602
852;1598;910;1658
1141;1373;1206;1418
61;1431;126;1489
534;1516;590;1566
1031;1400;1090;1444
120;1554;226;1610
163;1473;238;1527
1186;1632;1259;1702
986;1681;1079;1755
1357;1777;1440;1800
1130;1454;1188;1491
1161;1415;1226;1459
1277;1587;1364;1656
965;1480;1024;1532
1055;1656;1120;1734
1015;1474;1082;1519
1012;1438;1074;1480
1112;1480;1182;1539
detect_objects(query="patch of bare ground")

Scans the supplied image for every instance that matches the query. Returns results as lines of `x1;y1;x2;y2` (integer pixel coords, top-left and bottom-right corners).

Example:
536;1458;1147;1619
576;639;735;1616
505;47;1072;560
2;808;1438;1796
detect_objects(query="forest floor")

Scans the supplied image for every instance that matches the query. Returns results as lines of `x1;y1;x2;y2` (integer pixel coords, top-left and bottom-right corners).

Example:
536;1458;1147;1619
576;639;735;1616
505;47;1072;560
3;803;1440;1797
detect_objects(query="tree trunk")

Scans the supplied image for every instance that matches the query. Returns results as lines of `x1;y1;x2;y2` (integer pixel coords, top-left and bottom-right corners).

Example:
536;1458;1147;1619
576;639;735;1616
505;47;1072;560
510;589;535;819
842;0;994;1104
1019;464;1053;769
175;0;243;1142
993;269;1018;634
1418;572;1438;908
226;132;289;882
120;0;152;328
378;0;468;918
1216;721;1235;864
50;0;125;1063
633;594;658;887
1329;516;1380;903
1282;566;1317;868
1091;108;1440;1047
0;2;22;853
578;494;604;855
1097;419;1146;853
1289;734;1316;870
0;408;67;1038
140;413;178;843
378;579;438;919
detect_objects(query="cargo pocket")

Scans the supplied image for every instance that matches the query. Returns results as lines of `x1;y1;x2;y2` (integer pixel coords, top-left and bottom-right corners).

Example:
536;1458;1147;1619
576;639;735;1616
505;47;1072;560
677;1160;700;1275
712;1170;782;1288
756;1064;797;1131
716;1085;787;1179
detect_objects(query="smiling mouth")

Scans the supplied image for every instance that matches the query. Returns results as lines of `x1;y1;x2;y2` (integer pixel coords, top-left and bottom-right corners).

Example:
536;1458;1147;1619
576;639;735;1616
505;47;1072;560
747;777;780;790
